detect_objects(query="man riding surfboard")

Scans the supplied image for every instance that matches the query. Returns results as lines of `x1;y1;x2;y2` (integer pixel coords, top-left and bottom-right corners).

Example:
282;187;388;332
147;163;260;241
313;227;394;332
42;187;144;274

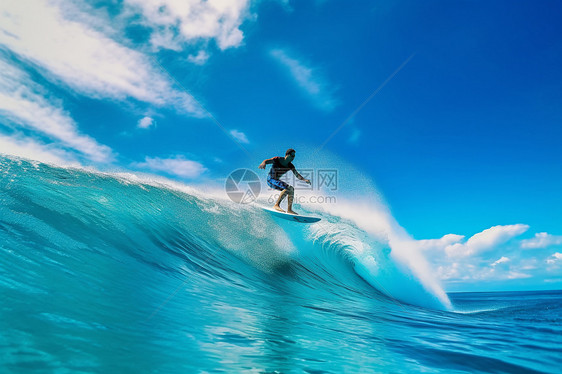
259;148;310;215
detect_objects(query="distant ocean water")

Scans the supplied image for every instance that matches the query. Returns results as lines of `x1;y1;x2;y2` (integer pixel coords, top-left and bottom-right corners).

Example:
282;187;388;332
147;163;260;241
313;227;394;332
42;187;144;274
1;156;561;373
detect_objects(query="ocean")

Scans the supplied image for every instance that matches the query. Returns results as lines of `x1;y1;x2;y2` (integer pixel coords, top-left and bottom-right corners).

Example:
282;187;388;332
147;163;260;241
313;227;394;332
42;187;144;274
1;156;560;373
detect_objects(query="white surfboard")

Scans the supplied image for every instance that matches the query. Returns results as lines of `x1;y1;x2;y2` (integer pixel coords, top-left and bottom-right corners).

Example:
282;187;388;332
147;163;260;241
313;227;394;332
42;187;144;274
260;206;321;223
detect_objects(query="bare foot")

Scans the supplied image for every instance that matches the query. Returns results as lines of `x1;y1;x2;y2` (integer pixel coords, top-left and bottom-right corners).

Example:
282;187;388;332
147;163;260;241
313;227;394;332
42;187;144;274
273;205;285;213
287;210;299;215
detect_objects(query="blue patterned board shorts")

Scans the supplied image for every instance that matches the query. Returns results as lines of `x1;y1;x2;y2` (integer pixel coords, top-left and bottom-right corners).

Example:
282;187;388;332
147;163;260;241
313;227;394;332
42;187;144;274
267;175;289;191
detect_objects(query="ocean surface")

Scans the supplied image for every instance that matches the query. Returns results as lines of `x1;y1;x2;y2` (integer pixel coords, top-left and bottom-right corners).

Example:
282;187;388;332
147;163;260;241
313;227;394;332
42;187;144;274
1;156;561;373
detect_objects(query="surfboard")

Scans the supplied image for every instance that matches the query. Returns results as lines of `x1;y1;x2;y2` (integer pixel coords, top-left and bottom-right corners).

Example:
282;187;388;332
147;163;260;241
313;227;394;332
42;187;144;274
260;206;321;223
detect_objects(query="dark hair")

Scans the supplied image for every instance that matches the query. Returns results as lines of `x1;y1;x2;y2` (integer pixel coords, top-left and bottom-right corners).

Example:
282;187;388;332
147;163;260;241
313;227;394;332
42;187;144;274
285;148;296;156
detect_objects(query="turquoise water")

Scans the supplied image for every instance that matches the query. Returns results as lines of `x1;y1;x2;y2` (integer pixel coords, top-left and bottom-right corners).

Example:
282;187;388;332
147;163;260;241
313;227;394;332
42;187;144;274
1;156;561;373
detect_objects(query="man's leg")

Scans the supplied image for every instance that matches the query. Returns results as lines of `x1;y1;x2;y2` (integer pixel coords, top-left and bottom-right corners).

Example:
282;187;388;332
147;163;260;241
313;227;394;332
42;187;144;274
273;189;287;212
286;186;298;215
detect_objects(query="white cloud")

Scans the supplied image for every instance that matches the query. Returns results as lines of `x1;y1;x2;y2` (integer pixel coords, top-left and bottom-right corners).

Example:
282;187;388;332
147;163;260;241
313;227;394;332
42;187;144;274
521;232;562;249
229;129;249;144
270;48;338;111
445;224;529;257
0;0;202;116
137;116;156;129
0;92;114;162
506;271;531;280
0;59;114;163
133;155;207;178
416;234;465;251
546;252;562;265
437;262;463;281
271;49;319;94
124;0;252;51
187;50;210;65
519;258;538;271
491;256;510;267
0;133;79;166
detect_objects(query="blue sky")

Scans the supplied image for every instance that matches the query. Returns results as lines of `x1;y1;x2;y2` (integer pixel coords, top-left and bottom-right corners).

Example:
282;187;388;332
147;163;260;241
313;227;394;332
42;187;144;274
1;0;561;292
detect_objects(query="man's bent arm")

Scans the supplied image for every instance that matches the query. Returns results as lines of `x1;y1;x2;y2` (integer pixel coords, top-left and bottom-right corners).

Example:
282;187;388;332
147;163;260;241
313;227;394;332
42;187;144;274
258;158;275;169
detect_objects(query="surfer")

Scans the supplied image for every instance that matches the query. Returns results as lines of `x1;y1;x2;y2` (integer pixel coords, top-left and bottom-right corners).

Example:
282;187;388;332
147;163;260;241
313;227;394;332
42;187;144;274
259;148;310;215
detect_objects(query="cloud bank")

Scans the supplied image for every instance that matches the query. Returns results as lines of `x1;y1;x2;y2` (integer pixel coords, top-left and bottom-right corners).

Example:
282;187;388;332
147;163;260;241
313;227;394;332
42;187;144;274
0;59;114;163
0;1;203;116
413;224;562;287
0;0;257;165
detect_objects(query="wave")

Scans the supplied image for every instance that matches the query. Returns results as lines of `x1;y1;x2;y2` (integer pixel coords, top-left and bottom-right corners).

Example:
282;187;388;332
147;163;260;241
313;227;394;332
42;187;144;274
0;155;451;311
4;155;561;374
